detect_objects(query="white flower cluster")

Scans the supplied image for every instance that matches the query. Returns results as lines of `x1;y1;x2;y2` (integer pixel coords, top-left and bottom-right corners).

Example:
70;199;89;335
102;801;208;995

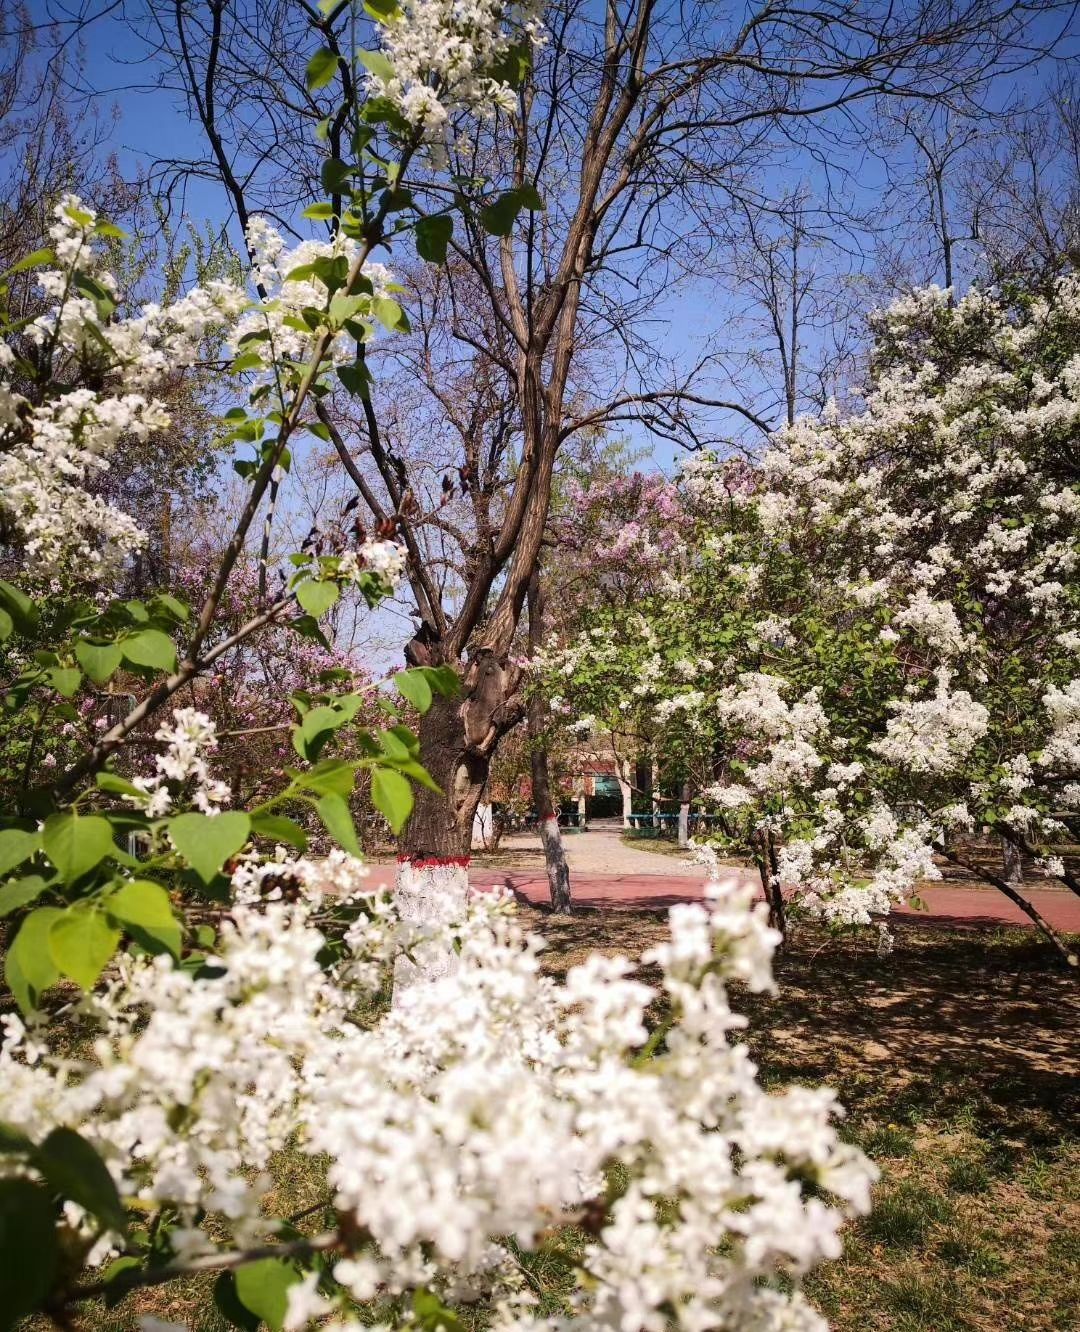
0;196;246;578
127;708;231;818
240;219;397;370
870;673;989;774
338;538;409;591
366;0;545;133
0;872;874;1332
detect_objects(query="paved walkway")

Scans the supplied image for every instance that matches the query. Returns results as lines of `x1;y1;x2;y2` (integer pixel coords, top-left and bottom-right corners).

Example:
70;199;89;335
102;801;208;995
372;821;1080;932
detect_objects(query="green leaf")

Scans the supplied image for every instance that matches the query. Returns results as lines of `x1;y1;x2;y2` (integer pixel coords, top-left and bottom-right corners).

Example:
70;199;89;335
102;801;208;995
364;0;401;18
0;1178;58;1331
288;614;332;650
0;827;39;877
47;666;82;698
36;1127;126;1234
321;157;352;195
514;183;544;211
149;593;189;622
328;292;368;326
338;360;372;397
0;1123;34;1155
315;793;361;855
302;201;335;221
394;669;433;713
106;880;181;959
75;639;123;685
480;184;545;236
121;629;177;673
372;766;413;833
250;813;308;851
42;812;115;882
234;1257;301;1332
0;875;48;918
423;665;461;698
415;214;453;264
305;46;339;92
414;1289;467;1332
0;580;38;632
5;908;63;1013
3;247;55;277
49;907;121;990
101;1257;142;1308
290;759;355;798
95;771;144;799
167;812;251;884
214;1272;261;1331
357;48;396;83
295;579;340;617
372;296;408;332
0;608;12;642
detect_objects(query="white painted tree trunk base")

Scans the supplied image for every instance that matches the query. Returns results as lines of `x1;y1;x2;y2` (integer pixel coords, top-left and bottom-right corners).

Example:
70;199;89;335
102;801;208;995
393;857;471;1000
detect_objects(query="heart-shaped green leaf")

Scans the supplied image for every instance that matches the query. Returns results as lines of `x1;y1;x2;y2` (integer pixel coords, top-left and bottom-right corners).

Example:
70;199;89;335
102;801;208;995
0;827;39;877
49;907;120;990
74;640;123;685
42;813;115;882
372;766;413;834
106;880;181;959
5;908;62;1013
295;579;340;618
168;812;251;884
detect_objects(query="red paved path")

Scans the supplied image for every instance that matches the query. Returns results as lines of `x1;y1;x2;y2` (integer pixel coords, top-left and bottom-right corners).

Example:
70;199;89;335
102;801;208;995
367;865;1080;931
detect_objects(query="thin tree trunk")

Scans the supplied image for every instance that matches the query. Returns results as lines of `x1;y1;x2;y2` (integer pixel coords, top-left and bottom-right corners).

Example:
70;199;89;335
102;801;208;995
616;752;633;828
678;780;691;848
939;846;1077;971
1001;834;1024;886
526;571;571;911
755;831;787;937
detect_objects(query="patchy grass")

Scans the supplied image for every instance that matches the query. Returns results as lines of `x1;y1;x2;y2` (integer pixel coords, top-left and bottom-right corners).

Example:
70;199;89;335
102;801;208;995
25;912;1080;1332
618;831;699;860
525;907;1080;1332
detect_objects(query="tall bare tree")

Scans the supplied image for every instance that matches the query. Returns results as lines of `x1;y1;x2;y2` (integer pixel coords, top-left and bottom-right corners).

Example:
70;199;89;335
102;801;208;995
73;0;1080;878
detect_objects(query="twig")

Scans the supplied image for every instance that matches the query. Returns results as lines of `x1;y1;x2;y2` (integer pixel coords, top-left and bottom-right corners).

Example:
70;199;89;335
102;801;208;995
66;1230;342;1303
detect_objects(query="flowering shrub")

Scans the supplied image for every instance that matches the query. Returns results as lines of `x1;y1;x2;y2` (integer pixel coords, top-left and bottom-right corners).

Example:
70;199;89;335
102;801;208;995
1;871;873;1332
0;3;878;1326
543;280;1080;960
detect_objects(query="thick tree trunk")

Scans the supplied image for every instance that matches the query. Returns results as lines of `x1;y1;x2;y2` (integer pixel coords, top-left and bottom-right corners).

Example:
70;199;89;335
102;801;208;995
678;780;691;848
394;658;522;991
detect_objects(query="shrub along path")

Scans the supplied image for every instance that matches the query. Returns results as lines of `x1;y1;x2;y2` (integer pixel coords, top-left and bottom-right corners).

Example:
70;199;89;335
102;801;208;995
371;821;1080;931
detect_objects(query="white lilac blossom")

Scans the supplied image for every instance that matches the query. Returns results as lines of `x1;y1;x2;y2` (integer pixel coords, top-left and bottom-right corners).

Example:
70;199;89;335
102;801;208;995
240;218;398;372
365;0;546;134
0;196;246;577
338;539;409;591
0;872;874;1330
127;708;231;818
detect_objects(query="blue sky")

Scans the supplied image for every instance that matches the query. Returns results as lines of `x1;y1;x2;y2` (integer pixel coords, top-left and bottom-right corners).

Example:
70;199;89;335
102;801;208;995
31;0;1080;483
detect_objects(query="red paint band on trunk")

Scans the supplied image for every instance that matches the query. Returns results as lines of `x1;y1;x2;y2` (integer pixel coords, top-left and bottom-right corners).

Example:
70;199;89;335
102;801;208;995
396;854;472;869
